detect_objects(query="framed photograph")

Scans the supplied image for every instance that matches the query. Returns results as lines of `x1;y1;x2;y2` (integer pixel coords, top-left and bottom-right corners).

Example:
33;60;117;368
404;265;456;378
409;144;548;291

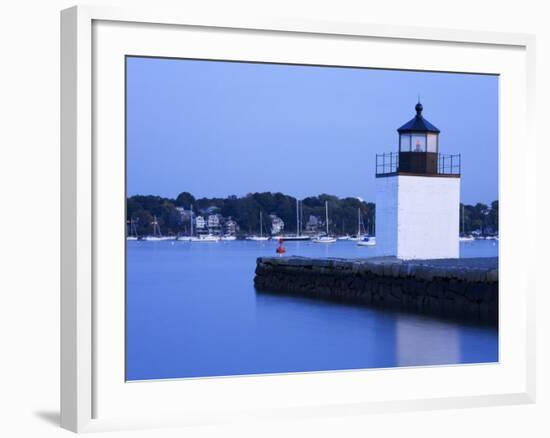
61;5;536;433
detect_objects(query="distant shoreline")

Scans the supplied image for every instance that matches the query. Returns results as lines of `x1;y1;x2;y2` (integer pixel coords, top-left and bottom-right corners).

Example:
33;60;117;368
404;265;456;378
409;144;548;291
126;191;498;240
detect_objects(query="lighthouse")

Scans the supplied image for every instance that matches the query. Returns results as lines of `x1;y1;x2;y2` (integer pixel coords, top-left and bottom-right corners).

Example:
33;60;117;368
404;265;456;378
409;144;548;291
375;102;461;259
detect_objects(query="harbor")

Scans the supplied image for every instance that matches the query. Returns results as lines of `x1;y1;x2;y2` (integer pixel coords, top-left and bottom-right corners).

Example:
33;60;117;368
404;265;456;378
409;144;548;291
126;238;498;380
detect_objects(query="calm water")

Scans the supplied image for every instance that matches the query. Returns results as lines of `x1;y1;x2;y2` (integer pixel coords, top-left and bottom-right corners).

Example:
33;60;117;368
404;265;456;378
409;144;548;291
126;239;498;380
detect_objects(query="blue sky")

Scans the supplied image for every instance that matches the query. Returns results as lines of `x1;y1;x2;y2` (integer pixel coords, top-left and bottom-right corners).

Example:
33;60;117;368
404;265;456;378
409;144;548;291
126;57;498;205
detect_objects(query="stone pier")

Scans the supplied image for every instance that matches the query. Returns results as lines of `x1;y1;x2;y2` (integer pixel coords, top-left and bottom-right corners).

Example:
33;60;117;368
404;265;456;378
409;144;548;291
254;256;498;325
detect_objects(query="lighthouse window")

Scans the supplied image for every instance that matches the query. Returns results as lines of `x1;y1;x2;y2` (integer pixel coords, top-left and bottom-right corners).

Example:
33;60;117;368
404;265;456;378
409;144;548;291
411;134;426;152
400;134;411;151
427;133;438;152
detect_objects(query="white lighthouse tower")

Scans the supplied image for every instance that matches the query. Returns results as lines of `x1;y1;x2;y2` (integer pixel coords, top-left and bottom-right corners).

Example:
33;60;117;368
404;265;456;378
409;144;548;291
375;102;461;259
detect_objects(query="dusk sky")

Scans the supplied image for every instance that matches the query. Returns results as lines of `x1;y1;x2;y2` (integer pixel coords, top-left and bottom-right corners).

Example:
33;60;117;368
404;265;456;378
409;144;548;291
126;57;498;205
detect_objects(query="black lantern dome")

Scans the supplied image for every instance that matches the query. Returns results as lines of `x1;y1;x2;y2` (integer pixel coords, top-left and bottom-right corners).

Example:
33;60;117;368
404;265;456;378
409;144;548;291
397;102;440;173
397;102;440;134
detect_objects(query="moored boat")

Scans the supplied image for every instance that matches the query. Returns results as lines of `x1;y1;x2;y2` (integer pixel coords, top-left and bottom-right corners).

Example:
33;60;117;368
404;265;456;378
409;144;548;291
246;211;269;241
273;235;311;241
313;236;337;244
191;234;220;242
126;218;140;240
142;216;176;240
348;208;367;241
357;236;376;246
312;201;336;244
143;236;176;241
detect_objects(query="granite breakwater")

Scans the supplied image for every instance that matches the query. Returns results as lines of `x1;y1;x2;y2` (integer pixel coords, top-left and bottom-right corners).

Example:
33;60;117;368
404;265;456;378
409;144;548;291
254;256;498;325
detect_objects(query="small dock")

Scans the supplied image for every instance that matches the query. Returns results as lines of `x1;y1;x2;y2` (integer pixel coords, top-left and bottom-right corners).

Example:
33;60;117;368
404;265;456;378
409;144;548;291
254;256;498;325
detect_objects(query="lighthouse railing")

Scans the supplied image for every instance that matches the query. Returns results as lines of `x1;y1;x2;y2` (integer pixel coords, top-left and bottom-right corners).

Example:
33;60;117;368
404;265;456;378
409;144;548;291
376;152;461;177
438;153;461;175
375;152;399;175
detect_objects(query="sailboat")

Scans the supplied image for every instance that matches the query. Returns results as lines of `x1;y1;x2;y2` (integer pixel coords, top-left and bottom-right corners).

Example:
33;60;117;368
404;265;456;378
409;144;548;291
349;208;366;241
337;219;350;240
274;199;310;241
126;218;139;240
246;211;269;241
143;216;175;241
353;208;376;246
459;204;475;241
313;201;337;243
357;236;376;246
191;234;220;242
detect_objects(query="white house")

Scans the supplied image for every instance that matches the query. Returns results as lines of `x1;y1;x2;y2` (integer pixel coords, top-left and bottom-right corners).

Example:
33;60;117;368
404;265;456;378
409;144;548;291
175;206;192;222
225;218;238;236
270;215;285;235
305;215;320;234
207;214;220;228
375;102;461;260
195;215;206;230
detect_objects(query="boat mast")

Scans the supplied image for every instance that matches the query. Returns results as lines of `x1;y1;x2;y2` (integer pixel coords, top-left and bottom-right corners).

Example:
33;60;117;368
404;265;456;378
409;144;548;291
300;201;303;235
325;201;329;236
190;205;194;237
152;216;161;237
357;208;361;237
259;211;263;238
128;218;138;237
296;199;300;237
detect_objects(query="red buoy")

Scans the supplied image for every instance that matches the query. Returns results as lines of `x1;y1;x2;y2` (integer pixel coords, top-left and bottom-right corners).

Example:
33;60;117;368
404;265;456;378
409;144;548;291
276;238;286;255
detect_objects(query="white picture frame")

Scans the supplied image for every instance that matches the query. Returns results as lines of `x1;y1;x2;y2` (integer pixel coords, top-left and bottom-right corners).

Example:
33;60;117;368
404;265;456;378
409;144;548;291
60;4;537;433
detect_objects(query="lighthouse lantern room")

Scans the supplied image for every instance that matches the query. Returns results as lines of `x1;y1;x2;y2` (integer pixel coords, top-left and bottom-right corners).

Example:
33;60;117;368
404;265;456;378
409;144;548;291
375;102;461;260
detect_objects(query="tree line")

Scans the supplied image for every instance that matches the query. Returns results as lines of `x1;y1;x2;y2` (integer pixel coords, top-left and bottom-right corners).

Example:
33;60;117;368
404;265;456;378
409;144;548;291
461;200;498;235
126;191;498;237
127;192;375;237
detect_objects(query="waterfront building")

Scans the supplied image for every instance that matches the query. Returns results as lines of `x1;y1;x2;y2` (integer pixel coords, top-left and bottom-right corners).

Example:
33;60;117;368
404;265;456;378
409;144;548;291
207;214;222;235
270;215;285;235
175;206;192;222
305;215;320;234
375;102;461;259
225;218;239;236
207;214;220;228
195;215;206;230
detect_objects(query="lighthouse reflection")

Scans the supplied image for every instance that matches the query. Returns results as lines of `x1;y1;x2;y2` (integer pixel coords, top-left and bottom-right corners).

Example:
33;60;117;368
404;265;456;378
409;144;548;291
395;313;498;367
396;315;460;366
253;292;498;373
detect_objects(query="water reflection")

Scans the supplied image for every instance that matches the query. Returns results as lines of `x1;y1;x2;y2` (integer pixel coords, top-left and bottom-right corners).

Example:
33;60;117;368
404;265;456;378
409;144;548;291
126;240;498;380
396;315;460;366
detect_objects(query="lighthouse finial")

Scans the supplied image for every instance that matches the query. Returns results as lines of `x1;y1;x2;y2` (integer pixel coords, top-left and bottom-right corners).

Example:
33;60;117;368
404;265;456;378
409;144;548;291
415;98;423;117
